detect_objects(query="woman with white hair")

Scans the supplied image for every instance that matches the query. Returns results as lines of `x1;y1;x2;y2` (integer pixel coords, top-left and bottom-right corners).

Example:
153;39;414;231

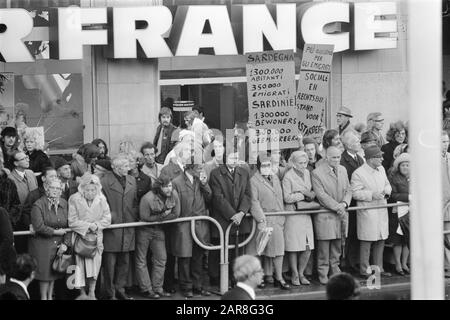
68;173;111;299
282;151;316;286
23;130;51;183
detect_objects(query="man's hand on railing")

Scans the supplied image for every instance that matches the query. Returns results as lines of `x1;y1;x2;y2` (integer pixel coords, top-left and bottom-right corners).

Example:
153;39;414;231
54;229;67;236
231;211;245;225
372;191;385;200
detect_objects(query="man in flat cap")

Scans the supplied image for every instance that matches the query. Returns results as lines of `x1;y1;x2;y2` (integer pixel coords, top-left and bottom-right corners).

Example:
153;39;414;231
311;146;352;285
365;113;385;149
351;145;392;279
336;107;354;136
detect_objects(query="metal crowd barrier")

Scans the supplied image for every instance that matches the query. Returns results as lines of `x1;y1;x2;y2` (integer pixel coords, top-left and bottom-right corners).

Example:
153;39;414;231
14;202;450;295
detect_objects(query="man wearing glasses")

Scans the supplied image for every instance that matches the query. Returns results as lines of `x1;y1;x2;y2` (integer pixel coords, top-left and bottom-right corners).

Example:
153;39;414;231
222;255;263;300
366;112;386;149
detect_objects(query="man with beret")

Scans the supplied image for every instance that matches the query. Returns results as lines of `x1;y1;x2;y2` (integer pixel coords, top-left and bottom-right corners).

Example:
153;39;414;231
1;127;20;171
351;145;392;279
311;146;352;285
336;107;354;136
365;113;386;149
52;156;78;201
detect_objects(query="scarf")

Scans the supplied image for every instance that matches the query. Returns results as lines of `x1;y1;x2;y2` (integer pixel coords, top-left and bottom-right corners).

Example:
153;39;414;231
47;197;60;214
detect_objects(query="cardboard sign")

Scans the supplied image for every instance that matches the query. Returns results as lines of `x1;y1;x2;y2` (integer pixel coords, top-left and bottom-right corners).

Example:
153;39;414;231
246;50;298;150
296;44;334;140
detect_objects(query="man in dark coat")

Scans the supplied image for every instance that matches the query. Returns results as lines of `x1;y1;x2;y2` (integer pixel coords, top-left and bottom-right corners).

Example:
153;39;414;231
153;107;177;164
209;151;252;286
100;154;138;300
221;255;263;300
0;207;16;278
172;164;211;298
0;254;36;300
159;142;191;293
340;131;365;273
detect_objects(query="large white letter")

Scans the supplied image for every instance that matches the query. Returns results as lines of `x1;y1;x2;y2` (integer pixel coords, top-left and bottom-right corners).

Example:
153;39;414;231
0;9;34;62
354;2;397;50
299;2;349;53
242;4;296;53
112;7;173;58
171;5;237;56
53;7;107;60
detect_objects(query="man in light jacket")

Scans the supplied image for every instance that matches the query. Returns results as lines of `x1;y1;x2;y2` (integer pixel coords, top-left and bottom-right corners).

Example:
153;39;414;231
351;145;392;279
311;146;352;285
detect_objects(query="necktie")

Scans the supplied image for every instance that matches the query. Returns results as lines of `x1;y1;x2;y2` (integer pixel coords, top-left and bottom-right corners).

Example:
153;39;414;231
333;167;338;177
23;174;30;192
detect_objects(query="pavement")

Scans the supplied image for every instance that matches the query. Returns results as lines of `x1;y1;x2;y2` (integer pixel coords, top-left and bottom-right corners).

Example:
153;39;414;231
128;274;450;300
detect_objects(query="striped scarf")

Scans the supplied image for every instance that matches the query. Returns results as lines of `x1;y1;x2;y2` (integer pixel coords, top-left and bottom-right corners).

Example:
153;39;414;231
47;197;60;214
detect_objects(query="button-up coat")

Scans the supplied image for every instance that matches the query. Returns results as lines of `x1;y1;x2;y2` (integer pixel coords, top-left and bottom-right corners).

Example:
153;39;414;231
351;163;392;241
311;163;352;240
171;173;211;258
101;172;138;252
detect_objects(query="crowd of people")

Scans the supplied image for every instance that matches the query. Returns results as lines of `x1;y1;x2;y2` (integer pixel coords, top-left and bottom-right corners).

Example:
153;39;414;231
0;104;447;301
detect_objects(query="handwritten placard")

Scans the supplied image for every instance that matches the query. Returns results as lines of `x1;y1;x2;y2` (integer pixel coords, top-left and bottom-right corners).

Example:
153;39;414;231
296;44;334;140
246;50;298;150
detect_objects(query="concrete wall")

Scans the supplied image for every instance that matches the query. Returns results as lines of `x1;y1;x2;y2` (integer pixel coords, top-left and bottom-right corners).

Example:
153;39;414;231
331;0;409;137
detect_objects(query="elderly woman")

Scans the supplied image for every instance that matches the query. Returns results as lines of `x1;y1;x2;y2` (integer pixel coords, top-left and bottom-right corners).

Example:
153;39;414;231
23;130;52;183
68;173;111;299
388;153;410;276
282;151;316;286
135;174;180;299
381;121;408;172
28;179;70;300
250;153;289;290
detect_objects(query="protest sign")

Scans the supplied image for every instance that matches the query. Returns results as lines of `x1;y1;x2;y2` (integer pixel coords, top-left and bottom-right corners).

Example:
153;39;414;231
296;44;334;140
246;50;298;150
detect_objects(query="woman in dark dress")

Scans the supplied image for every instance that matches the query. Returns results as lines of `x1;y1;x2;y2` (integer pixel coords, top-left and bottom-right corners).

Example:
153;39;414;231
388;153;410;276
28;179;71;300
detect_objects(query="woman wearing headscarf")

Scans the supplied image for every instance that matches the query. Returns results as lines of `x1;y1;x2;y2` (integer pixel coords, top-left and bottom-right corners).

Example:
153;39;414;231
68;173;111;299
282;151;316;286
388;153;410;276
250;153;289;290
28;179;71;300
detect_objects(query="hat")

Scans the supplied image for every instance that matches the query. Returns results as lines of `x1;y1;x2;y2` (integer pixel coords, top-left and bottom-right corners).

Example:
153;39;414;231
360;131;377;144
1;126;17;137
364;145;383;159
336;107;353;118
95;159;112;171
393;152;410;171
52;156;69;171
367;112;383;122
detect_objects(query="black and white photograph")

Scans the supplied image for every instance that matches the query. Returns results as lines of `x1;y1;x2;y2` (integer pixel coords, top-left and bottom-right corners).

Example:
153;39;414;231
0;0;449;306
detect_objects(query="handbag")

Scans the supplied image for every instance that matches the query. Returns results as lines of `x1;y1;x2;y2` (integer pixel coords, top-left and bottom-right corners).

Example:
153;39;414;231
52;249;73;273
73;232;98;259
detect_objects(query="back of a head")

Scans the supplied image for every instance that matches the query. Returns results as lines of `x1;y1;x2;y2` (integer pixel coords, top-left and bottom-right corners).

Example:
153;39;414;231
11;254;37;282
326;273;360;300
233;255;260;283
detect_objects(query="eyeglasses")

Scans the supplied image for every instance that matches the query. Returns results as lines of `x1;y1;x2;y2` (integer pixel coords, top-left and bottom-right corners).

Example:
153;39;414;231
374;119;384;122
16;156;29;161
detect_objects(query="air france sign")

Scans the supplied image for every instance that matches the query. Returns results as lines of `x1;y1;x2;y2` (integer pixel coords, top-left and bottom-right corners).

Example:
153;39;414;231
0;2;398;63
